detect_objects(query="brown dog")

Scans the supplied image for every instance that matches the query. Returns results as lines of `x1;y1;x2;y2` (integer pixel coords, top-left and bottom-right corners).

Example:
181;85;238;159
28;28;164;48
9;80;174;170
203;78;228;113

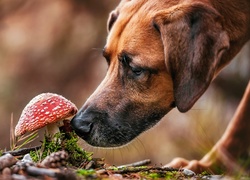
71;0;250;173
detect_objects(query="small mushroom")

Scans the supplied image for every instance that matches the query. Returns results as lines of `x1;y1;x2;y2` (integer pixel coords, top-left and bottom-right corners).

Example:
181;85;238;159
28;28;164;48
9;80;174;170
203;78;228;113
15;93;78;137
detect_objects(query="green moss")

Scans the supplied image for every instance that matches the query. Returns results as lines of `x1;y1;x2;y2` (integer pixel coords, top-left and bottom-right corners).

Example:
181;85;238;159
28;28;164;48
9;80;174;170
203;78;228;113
29;132;93;167
29;133;61;162
164;171;178;179
107;166;119;171
143;172;162;179
62;132;93;166
76;169;96;176
29;150;40;162
201;171;211;176
140;171;178;179
106;166;184;179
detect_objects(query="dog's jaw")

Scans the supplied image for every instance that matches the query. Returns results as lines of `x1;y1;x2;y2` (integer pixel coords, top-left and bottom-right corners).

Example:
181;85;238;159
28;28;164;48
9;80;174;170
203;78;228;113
71;101;173;147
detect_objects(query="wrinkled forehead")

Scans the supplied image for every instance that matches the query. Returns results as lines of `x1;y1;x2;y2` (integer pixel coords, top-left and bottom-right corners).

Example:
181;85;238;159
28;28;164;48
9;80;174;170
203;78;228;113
105;0;165;59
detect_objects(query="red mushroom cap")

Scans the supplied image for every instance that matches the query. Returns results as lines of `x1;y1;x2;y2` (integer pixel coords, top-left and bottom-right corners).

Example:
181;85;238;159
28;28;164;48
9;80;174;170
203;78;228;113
15;93;78;137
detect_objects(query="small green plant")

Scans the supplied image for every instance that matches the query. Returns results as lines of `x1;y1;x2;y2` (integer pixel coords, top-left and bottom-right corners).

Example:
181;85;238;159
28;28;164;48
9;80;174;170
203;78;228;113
29;132;93;167
29;133;61;162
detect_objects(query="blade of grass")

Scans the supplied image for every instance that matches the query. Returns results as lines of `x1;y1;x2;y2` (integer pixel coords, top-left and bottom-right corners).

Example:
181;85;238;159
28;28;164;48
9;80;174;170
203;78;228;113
14;131;39;150
10;113;15;150
17;130;38;142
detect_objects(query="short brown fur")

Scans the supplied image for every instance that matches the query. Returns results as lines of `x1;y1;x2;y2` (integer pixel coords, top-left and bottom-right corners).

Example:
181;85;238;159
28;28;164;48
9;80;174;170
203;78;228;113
71;0;250;173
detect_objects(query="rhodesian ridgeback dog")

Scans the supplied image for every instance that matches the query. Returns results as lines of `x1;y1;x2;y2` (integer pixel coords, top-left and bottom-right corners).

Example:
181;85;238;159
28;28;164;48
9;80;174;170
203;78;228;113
71;0;250;173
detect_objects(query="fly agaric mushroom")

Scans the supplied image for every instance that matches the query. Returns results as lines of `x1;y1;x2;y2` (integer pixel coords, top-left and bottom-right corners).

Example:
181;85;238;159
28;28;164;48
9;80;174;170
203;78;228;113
15;93;78;137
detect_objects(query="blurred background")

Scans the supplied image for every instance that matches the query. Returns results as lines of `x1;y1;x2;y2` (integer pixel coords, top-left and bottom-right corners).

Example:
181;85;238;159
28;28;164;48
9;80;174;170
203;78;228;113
0;0;249;166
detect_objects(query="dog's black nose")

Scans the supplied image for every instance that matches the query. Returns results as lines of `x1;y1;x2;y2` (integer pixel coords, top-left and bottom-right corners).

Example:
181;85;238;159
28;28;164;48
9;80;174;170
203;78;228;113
70;111;93;136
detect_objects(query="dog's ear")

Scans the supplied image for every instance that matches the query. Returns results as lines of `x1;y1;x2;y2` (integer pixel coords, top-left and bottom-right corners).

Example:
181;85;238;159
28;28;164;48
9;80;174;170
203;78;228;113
107;10;119;32
153;3;229;112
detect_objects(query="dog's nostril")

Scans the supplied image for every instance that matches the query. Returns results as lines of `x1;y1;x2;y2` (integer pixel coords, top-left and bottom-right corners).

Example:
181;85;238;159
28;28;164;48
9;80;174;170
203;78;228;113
77;121;93;134
70;113;94;135
71;109;108;139
70;111;95;138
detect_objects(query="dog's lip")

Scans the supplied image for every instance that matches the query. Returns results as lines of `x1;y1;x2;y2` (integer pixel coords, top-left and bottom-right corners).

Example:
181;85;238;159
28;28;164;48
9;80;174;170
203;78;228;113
170;101;176;108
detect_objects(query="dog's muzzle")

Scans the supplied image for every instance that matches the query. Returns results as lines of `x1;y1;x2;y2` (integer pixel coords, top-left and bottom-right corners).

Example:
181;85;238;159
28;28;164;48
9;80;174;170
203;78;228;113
70;108;110;146
70;102;171;147
70;107;135;147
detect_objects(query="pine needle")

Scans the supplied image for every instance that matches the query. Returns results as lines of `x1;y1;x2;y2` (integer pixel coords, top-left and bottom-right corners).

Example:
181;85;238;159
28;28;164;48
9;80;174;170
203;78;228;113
14;131;39;150
10;113;15;150
9;113;39;151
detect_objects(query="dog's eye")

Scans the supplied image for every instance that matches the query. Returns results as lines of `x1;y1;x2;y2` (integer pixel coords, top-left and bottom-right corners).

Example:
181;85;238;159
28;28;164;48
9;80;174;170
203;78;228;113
120;53;130;65
119;52;146;77
131;67;143;76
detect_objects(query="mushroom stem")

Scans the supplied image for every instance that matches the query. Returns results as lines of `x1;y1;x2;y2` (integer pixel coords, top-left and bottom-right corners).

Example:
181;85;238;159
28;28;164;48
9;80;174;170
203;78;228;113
46;123;61;136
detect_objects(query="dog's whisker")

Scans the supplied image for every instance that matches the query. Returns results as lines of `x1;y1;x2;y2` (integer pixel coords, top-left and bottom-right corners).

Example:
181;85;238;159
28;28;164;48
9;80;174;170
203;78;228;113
136;137;147;155
118;148;125;164
129;141;147;161
91;47;104;53
103;148;108;161
189;108;208;111
83;143;94;154
125;144;131;155
112;148;116;165
131;138;146;158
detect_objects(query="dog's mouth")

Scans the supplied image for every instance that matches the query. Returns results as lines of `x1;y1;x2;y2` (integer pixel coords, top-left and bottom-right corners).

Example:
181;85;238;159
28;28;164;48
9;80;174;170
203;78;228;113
71;110;135;147
70;106;170;147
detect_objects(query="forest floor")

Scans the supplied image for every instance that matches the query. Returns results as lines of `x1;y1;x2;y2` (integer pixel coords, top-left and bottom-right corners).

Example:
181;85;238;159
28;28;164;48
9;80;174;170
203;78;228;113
0;128;247;179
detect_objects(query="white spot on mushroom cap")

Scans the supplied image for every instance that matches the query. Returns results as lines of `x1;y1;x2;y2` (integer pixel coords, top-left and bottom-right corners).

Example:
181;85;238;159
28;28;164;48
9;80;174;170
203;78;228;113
15;93;78;137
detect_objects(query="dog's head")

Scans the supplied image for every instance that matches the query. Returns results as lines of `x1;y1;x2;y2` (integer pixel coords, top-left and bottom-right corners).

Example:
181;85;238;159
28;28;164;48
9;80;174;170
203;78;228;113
71;0;229;147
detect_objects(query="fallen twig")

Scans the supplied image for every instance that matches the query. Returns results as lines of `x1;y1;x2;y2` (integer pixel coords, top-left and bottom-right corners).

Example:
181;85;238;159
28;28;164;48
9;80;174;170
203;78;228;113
26;166;57;177
97;165;179;175
117;159;151;168
3;145;41;157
